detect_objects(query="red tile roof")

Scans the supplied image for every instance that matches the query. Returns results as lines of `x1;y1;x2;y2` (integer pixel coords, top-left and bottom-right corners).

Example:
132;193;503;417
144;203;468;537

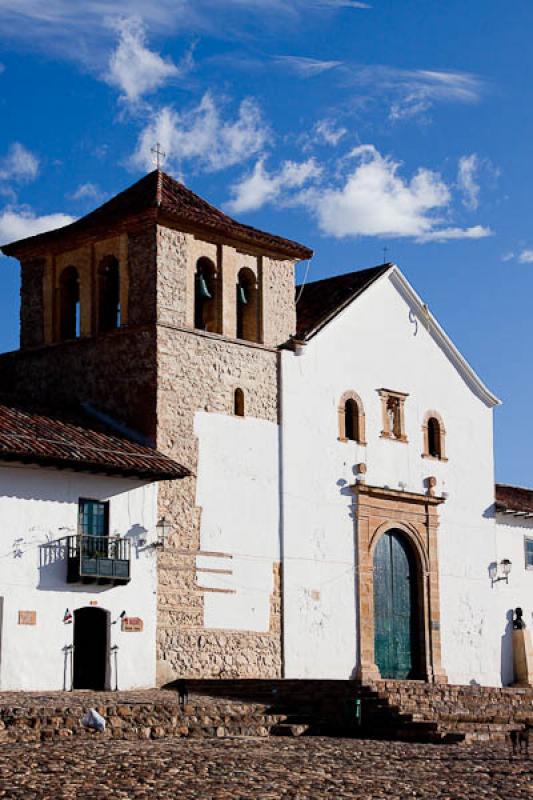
295;264;391;340
1;170;313;261
495;483;533;514
0;398;188;481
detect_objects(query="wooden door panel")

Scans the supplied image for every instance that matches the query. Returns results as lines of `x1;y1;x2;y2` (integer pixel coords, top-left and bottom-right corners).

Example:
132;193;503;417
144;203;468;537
373;531;416;679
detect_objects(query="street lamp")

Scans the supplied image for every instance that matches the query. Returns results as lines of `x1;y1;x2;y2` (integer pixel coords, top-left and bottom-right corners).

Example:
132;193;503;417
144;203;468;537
155;517;171;549
490;558;512;587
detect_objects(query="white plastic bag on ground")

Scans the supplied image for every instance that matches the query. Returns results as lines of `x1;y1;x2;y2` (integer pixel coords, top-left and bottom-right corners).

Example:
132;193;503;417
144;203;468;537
81;708;106;732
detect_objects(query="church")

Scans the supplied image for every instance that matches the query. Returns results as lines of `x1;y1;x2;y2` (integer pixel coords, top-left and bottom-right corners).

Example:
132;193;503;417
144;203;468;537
0;168;531;691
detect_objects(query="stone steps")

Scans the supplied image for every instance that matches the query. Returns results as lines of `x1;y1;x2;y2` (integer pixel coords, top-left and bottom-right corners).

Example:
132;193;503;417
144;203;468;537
2;680;533;745
0;692;287;744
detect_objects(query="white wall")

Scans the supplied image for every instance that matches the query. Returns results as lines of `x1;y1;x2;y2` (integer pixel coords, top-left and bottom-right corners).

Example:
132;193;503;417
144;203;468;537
281;269;512;684
0;463;158;690
194;411;280;632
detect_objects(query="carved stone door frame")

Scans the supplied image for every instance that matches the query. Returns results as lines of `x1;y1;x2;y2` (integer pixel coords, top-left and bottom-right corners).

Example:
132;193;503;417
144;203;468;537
352;482;448;684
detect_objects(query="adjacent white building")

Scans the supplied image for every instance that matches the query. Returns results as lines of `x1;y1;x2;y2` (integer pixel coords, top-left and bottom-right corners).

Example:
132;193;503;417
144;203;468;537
0;400;187;691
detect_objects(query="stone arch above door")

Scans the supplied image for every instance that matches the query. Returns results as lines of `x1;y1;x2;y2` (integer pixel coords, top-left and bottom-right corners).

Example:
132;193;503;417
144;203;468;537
352;483;448;685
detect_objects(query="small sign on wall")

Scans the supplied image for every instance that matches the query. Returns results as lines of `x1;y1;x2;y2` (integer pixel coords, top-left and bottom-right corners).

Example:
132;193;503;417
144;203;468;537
18;610;36;625
121;616;143;632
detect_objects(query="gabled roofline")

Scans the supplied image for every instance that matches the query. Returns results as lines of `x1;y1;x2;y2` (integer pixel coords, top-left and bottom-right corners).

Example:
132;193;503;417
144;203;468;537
1;170;313;262
296;263;392;341
295;262;500;409
389;265;500;408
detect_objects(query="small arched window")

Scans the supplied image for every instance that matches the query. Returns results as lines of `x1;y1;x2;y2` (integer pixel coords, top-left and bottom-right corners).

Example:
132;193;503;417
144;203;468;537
234;388;245;417
59;266;80;341
345;399;359;441
195;257;218;332
236;267;259;342
338;391;366;444
98;256;120;332
422;412;447;461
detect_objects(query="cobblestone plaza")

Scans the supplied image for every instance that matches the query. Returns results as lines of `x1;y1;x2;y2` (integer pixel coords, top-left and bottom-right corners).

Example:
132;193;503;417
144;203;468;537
0;737;531;800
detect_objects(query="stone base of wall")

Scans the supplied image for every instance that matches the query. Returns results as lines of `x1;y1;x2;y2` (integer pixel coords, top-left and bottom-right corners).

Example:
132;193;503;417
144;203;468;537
156;630;282;684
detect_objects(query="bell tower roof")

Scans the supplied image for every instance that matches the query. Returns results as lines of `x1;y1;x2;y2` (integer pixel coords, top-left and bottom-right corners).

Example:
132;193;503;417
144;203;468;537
1;169;313;261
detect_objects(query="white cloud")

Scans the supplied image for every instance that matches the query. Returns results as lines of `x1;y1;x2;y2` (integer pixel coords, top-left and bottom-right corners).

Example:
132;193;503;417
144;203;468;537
228;158;322;213
418;225;491;243
0;207;75;245
387;69;483;120
70;182;102;201
457;154;480;210
0;1;370;65
106;17;183;103
131;93;268;173
337;65;484;122
0;143;39;183
274;55;342;77
313;119;347;146
313;0;370;6
297;145;492;242
500;250;533;264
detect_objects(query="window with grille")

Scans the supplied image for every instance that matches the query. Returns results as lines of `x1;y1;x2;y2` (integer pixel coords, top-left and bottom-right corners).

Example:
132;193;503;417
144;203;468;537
78;499;109;538
525;537;533;570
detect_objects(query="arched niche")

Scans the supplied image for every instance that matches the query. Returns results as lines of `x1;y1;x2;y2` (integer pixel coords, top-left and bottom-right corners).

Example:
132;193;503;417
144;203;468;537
338;391;366;444
194;257;219;333
236;267;259;342
98;255;121;333
58;265;80;341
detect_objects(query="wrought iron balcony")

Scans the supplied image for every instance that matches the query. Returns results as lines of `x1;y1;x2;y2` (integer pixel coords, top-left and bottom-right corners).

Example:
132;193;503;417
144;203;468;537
65;535;131;585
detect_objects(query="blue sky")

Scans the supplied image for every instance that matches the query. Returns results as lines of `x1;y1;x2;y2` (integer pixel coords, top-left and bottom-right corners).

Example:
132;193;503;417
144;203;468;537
0;0;531;484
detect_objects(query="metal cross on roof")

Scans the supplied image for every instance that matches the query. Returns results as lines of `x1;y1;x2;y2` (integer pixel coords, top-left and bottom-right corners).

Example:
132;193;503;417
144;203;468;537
150;142;166;170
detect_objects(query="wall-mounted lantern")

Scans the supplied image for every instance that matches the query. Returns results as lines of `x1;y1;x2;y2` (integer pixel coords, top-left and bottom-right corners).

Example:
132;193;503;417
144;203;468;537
490;558;512;587
155;517;171;549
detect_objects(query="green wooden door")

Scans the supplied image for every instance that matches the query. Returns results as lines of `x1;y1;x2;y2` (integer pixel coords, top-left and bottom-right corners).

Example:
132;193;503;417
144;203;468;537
373;530;417;679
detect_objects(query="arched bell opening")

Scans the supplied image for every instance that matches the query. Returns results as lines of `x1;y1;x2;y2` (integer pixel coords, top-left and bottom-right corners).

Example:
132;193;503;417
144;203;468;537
372;528;425;680
98;256;121;333
236;267;259;342
58;266;80;341
194;257;219;332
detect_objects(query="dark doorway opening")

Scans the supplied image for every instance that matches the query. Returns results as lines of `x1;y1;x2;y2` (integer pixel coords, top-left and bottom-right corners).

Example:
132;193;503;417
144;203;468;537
73;607;110;690
373;530;423;679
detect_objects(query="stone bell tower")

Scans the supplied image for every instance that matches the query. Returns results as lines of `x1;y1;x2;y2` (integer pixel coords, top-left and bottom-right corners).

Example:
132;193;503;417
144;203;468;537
0;169;313;682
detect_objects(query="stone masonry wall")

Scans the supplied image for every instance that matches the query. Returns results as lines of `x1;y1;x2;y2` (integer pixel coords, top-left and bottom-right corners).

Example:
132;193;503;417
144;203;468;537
0;326;158;440
155;324;282;682
262;256;297;347
20;258;45;349
156;225;297;348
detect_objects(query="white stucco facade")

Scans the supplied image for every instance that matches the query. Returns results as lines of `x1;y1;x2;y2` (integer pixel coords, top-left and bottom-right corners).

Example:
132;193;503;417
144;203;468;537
194;411;280;632
279;267;528;686
0;463;159;691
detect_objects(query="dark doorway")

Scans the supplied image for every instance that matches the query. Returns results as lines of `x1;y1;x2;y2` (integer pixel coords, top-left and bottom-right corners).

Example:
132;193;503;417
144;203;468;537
73;607;110;690
373;530;421;679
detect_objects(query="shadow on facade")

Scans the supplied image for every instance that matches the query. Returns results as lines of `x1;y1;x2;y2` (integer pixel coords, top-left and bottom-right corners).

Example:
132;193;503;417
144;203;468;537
501;608;514;686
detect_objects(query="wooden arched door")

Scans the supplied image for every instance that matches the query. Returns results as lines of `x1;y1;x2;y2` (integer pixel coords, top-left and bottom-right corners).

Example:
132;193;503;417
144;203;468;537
373;530;420;679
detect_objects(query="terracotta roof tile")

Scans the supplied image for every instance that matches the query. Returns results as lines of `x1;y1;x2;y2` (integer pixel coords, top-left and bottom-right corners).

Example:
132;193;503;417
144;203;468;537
295;264;391;340
495;483;533;514
0;398;188;480
1;170;312;261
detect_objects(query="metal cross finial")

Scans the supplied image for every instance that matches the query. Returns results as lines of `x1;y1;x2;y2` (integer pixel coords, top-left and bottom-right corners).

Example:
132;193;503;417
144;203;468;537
382;245;389;265
150;142;166;170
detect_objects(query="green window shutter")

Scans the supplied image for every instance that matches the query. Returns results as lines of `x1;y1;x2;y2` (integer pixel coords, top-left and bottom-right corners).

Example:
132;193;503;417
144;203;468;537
78;499;109;537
